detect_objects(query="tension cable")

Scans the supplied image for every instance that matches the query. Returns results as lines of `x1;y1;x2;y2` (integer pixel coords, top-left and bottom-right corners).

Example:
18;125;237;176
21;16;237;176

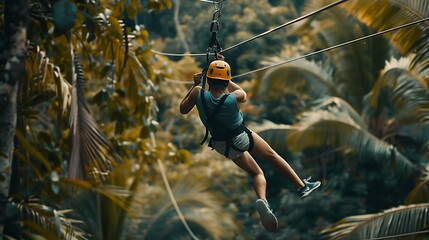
151;0;347;57
232;17;429;79
222;0;347;52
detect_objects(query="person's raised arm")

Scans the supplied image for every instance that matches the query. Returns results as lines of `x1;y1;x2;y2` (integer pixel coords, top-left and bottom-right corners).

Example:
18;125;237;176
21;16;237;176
228;80;247;104
179;73;202;114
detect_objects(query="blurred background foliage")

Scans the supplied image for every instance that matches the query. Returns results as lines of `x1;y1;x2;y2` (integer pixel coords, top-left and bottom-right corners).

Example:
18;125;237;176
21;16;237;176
1;0;429;239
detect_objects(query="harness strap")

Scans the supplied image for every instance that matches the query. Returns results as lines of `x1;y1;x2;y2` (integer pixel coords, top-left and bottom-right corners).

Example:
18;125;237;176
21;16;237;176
243;124;254;151
200;90;210;144
200;90;229;144
228;124;253;152
199;90;254;158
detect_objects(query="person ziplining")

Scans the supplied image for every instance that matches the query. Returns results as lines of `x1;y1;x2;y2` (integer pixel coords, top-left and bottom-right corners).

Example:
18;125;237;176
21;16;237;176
172;0;429;235
179;56;321;232
178;0;321;233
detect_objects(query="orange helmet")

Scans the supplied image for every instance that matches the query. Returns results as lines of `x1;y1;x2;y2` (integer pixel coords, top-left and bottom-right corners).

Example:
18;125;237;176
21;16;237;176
206;60;232;81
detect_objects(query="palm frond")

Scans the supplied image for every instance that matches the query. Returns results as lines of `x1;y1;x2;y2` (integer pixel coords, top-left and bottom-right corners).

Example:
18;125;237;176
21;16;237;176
20;43;71;117
313;97;367;129
287;109;421;175
257;59;340;101
93;15;149;112
133;173;239;240
341;0;429;73
63;174;134;240
249;121;294;157
321;203;429;240
98;18;131;84
63;177;131;213
14;198;87;240
365;58;429;124
97;160;142;240
406;169;429;204
14;130;52;174
295;0;387;107
396;123;429;150
69;53;122;183
116;19;129;83
395;0;429;16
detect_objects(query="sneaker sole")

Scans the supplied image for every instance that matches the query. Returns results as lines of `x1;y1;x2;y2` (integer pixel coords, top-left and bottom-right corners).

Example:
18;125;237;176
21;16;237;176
255;200;278;232
300;181;321;199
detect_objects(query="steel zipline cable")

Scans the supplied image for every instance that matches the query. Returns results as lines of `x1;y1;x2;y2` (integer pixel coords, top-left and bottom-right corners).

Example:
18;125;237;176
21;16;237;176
151;0;348;57
198;0;226;4
150;130;200;240
151;49;206;57
163;17;429;83
222;0;347;52
232;17;429;79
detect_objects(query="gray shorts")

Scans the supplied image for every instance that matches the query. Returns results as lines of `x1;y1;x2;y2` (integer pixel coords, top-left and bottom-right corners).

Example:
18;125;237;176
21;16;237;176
210;132;251;159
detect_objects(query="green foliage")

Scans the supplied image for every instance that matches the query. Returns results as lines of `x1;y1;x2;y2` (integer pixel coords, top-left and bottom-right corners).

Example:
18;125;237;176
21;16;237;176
146;0;172;12
342;0;429;70
321;203;429;240
190;0;429;238
287;110;420;174
69;53;122;183
53;0;78;36
365;58;429;126
406;171;429;204
144;0;298;74
289;0;392;109
255;59;340;124
151;55;206;150
2;0;188;239
3;0;429;238
135;172;239;239
10;198;86;240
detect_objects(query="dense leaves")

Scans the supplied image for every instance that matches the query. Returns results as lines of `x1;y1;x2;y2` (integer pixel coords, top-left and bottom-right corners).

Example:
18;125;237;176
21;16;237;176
52;0;78;36
321;203;429;240
69;52;122;183
2;0;429;239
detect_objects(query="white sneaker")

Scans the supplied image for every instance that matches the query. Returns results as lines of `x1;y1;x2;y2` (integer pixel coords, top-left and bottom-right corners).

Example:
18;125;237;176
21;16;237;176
255;199;278;232
298;176;321;199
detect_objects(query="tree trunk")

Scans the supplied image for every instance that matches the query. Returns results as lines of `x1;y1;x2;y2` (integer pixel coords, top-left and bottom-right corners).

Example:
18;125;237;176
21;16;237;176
0;0;27;234
174;0;190;52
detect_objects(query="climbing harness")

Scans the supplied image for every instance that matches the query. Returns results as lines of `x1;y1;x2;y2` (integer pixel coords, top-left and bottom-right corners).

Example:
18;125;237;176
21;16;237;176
199;91;254;157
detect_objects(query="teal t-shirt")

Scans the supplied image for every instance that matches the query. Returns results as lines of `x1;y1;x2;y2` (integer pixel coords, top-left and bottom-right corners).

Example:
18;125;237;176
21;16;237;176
196;90;243;135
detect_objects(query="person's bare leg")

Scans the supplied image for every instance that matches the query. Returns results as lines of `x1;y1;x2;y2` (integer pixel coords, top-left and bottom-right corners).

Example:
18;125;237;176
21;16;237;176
233;152;278;232
232;152;267;200
250;132;305;189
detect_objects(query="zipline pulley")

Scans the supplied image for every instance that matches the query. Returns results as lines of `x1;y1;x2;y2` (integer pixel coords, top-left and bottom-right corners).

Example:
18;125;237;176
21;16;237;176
202;0;225;89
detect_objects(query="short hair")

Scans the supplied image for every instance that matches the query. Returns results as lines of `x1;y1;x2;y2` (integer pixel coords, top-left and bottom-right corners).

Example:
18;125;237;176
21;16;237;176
207;77;229;89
